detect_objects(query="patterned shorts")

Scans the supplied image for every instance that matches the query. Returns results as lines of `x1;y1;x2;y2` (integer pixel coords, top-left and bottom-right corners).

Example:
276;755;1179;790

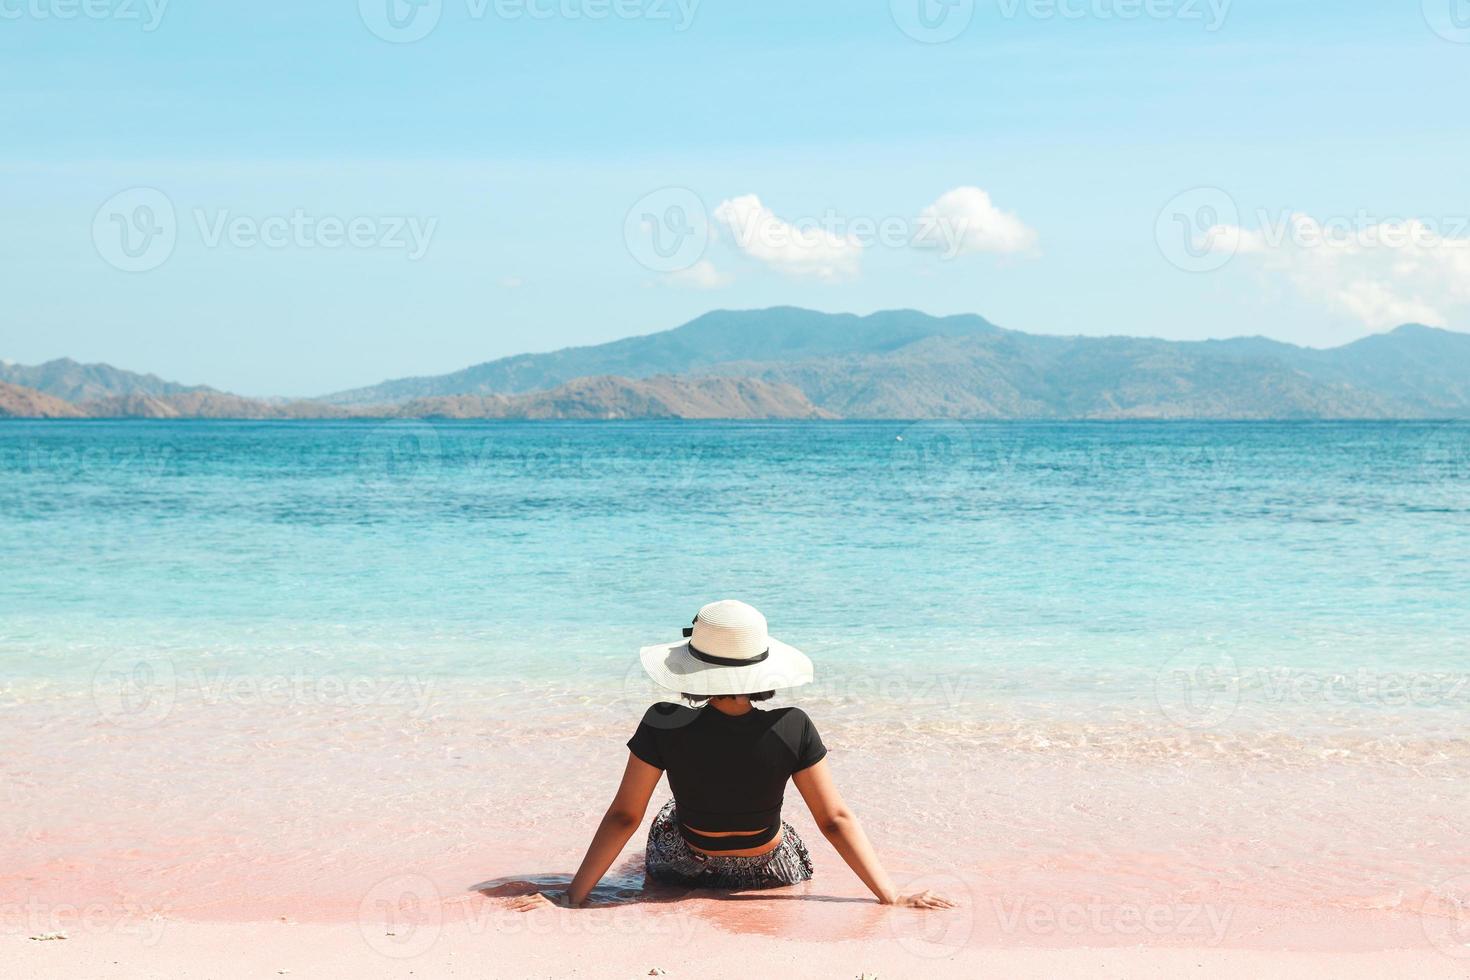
644;799;814;889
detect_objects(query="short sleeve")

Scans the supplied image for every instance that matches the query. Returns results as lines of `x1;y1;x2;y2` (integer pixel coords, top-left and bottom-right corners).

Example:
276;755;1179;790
626;718;665;770
794;712;827;772
627;703;699;769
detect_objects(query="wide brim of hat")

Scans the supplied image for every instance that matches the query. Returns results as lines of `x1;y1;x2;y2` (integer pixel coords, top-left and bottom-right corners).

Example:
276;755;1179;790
638;636;813;696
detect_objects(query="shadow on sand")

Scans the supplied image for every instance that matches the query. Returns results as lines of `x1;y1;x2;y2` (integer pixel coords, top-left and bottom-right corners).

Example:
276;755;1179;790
471;859;871;907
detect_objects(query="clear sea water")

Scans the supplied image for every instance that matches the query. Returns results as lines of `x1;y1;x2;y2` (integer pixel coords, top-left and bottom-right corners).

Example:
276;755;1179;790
4;420;1469;938
1;419;1465;714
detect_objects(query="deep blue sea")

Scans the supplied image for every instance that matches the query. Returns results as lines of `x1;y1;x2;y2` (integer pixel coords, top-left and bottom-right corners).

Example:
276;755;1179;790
1;419;1467;725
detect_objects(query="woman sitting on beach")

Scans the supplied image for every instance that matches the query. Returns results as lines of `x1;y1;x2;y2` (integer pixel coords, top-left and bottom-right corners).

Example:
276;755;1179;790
520;600;955;910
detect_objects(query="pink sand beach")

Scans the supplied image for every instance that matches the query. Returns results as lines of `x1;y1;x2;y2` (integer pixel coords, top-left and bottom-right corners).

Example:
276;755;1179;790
5;679;1469;978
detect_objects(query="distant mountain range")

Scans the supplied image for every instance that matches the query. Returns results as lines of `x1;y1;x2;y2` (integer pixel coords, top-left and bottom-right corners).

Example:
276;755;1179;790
0;357;210;403
0;373;829;421
391;375;832;420
0;381;84;419
323;308;1011;406
4;308;1469;420
320;308;1470;419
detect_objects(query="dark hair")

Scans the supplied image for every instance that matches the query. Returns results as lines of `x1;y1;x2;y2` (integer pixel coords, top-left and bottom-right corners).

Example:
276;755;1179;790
681;691;775;704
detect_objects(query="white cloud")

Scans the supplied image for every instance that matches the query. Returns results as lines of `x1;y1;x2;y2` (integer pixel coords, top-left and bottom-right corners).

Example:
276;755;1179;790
915;186;1038;257
1204;213;1470;329
1334;280;1443;329
666;259;732;290
712;194;862;282
709;187;1038;278
499;275;524;289
1196;224;1268;255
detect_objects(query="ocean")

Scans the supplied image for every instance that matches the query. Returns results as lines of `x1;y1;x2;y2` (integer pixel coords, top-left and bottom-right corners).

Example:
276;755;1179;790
2;419;1466;685
2;419;1468;946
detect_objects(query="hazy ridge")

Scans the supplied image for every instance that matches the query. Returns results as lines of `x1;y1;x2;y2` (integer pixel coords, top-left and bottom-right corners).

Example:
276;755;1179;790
0;381;84;419
0;358;212;403
317;309;1470;419
5;309;1469;420
0;374;829;421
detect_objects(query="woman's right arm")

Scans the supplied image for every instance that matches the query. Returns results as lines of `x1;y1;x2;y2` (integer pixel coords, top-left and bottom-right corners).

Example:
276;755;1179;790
791;759;956;909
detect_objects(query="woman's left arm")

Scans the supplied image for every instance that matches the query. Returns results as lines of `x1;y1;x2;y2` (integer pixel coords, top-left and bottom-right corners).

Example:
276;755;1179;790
560;752;663;906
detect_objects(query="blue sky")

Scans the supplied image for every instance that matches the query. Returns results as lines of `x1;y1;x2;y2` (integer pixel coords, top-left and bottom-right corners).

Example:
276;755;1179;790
2;0;1468;396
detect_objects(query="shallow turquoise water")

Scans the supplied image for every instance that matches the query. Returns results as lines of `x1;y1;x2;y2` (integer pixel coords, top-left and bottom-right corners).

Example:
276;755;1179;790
0;420;1466;707
4;420;1467;935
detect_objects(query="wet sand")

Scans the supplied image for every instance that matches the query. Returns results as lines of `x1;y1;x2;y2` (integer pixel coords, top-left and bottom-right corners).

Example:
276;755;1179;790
4;683;1469;977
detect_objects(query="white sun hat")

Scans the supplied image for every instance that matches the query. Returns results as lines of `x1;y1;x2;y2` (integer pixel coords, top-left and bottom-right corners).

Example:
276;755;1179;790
639;600;814;696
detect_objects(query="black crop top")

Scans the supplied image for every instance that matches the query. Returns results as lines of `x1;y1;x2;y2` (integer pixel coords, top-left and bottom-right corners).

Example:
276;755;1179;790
627;702;828;852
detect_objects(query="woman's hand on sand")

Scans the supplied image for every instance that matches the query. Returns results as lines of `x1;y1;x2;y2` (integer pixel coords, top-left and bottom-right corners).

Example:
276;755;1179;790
507;891;578;911
889;889;957;909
